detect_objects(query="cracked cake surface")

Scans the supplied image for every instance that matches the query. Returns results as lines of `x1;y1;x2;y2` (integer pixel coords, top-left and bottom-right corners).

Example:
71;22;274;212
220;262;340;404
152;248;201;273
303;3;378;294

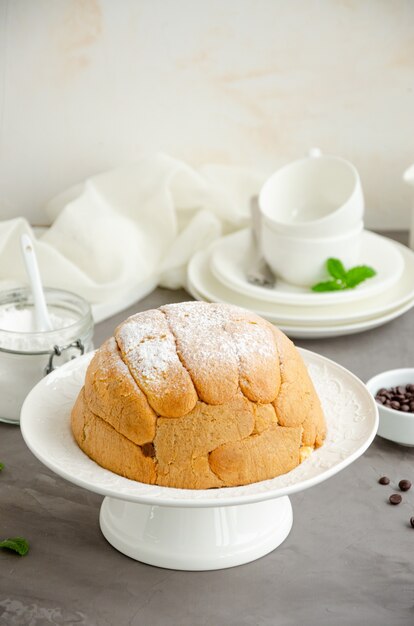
71;301;326;489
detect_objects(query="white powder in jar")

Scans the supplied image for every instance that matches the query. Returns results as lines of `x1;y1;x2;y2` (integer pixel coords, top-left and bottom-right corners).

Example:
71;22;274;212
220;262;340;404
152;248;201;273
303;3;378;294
0;305;86;423
0;305;78;351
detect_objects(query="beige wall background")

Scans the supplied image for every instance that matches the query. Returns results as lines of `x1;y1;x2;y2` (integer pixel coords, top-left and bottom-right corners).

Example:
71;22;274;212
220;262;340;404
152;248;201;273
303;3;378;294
0;0;413;227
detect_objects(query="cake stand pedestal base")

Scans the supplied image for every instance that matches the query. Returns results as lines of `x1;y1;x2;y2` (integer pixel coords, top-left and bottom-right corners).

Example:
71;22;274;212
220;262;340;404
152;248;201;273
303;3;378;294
99;495;293;571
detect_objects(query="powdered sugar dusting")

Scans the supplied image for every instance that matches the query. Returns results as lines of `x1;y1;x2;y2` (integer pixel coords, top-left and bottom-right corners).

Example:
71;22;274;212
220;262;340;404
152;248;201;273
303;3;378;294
229;320;277;360
161;302;240;364
114;309;198;416
161;302;239;397
115;315;162;355
161;302;279;404
115;303;281;409
138;337;179;381
226;315;280;401
116;310;185;385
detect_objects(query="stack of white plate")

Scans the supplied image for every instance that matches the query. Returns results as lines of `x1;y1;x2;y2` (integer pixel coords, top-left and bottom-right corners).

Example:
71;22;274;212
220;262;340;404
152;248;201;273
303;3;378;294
187;228;414;339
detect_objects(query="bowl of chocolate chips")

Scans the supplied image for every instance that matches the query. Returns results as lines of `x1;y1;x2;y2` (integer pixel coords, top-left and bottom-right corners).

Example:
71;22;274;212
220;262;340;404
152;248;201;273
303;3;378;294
366;368;414;446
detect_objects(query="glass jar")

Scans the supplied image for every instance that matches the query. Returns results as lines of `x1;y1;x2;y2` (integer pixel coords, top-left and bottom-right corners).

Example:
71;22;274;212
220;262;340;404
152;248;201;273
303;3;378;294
0;288;94;424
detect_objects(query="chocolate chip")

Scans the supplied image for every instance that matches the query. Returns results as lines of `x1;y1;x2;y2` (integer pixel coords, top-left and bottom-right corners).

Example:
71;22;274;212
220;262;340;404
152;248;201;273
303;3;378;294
410;517;414;528
141;442;156;458
379;476;390;485
375;384;414;413
399;479;411;491
389;494;402;505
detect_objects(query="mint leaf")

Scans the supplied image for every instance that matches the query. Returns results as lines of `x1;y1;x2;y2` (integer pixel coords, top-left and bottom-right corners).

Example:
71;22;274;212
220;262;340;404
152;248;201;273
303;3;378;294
326;258;347;280
345;265;376;288
0;537;29;556
311;280;345;292
0;462;3;471
311;259;377;292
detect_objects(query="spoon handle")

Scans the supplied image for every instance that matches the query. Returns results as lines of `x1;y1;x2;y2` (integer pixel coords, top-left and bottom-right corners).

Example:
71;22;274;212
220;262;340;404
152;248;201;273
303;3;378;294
246;197;276;288
20;234;53;332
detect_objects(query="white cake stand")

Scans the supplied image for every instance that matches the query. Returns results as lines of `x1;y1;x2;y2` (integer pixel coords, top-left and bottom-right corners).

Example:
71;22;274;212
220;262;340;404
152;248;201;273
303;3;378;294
20;349;378;571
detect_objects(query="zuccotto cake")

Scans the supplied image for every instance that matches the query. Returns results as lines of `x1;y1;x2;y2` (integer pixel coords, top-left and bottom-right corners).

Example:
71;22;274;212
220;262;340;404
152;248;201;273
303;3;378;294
71;302;326;489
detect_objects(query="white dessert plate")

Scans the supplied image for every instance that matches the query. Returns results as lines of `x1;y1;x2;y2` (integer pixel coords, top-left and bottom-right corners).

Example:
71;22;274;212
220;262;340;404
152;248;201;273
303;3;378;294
187;250;414;338
21;350;377;506
188;279;414;339
20;349;378;569
210;229;405;307
188;244;414;326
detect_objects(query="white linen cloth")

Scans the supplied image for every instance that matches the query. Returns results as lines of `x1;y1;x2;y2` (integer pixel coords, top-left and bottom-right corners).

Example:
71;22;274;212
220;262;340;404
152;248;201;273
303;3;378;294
0;154;264;320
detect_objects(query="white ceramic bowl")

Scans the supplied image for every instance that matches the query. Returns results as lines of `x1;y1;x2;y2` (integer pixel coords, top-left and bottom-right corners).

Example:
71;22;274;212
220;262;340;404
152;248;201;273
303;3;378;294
366;368;414;446
259;152;364;238
261;221;363;287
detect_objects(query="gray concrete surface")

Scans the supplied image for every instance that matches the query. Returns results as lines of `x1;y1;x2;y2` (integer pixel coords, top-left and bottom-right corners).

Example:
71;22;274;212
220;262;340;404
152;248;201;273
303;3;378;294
1;233;414;626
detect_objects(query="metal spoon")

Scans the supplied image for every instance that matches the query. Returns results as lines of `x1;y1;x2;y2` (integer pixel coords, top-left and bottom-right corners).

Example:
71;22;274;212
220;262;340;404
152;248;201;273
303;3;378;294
246;197;276;288
20;234;53;331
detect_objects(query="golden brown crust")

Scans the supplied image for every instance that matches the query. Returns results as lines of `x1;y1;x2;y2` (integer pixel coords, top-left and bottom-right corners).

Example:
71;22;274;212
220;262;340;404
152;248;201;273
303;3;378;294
71;302;326;489
84;338;157;445
154;393;255;489
115;309;198;417
71;389;157;484
161;303;238;405
252;403;278;434
271;326;326;447
209;424;302;486
225;311;281;403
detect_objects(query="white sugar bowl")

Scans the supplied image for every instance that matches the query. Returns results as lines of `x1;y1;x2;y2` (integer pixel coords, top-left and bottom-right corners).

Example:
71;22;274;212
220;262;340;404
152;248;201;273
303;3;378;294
366;368;414;446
